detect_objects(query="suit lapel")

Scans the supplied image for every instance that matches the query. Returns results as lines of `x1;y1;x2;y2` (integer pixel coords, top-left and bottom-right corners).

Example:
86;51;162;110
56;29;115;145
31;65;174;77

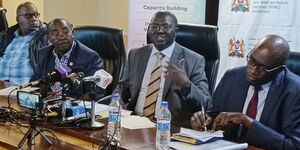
259;70;285;123
162;43;183;99
234;77;250;112
66;41;78;67
134;45;152;97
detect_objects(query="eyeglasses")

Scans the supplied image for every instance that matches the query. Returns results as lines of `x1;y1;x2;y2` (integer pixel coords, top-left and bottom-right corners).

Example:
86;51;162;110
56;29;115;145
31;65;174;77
246;52;286;73
149;24;171;32
18;12;40;19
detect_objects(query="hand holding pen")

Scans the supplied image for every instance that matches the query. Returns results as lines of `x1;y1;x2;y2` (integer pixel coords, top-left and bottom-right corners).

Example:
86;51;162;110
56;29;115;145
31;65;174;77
191;109;212;131
201;105;208;132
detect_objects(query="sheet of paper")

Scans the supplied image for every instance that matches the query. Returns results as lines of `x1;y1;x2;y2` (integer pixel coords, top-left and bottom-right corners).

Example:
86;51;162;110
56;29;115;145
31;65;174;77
0;86;39;96
180;127;223;141
0;86;18;96
121;115;156;129
170;140;248;150
77;102;132;118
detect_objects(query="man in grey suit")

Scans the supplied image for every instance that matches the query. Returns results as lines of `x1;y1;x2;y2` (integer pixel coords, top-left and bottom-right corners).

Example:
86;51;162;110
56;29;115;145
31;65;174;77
121;11;211;127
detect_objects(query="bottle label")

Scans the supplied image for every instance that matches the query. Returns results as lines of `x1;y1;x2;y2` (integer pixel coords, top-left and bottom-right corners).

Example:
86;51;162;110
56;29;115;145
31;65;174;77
109;114;120;123
157;121;170;131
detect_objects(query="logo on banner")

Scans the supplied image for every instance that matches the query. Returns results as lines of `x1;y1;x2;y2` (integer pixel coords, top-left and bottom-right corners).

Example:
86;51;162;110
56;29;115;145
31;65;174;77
231;0;249;12
228;38;245;58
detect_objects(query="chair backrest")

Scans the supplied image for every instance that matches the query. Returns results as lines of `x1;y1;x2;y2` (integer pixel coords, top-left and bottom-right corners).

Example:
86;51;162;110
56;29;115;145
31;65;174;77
147;24;220;94
286;51;300;76
73;26;126;96
0;8;8;32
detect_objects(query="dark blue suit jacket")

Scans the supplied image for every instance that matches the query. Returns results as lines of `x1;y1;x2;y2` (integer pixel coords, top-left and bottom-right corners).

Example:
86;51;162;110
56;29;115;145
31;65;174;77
211;66;300;150
31;40;104;96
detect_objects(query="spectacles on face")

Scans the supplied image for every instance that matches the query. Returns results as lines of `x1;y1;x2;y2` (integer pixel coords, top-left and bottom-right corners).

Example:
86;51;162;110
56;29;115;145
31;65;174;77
148;24;171;32
246;52;286;73
18;12;40;19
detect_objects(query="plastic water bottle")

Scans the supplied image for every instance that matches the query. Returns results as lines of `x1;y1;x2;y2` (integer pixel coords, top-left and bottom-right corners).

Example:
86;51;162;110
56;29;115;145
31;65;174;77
107;92;122;143
156;101;171;150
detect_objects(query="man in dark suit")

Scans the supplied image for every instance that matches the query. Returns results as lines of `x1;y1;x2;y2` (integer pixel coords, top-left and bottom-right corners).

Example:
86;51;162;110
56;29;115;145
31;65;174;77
31;18;104;96
191;34;300;150
121;11;211;127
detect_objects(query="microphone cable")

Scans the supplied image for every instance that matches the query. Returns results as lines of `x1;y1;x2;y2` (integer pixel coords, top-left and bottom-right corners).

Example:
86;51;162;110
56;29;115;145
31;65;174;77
7;87;18;108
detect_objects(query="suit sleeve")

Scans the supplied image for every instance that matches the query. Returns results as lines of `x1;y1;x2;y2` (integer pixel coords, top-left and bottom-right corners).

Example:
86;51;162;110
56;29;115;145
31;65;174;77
245;94;300;150
30;50;43;81
85;51;104;76
83;51;105;94
186;54;211;110
119;50;132;104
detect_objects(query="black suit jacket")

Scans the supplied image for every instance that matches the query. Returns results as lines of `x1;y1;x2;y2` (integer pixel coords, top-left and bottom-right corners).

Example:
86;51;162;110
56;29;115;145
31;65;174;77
31;40;104;96
211;66;300;150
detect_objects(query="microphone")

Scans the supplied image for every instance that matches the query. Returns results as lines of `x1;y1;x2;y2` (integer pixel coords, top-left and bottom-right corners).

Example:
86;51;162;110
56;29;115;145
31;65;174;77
20;65;74;89
19;80;40;89
42;64;72;84
83;69;113;89
62;72;85;90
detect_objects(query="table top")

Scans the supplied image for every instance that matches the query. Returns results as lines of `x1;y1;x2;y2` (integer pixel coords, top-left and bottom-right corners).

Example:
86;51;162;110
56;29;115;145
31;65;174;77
0;81;264;150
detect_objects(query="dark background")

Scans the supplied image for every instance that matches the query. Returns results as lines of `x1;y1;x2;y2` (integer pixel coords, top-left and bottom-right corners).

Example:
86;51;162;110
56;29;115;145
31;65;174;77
205;0;219;25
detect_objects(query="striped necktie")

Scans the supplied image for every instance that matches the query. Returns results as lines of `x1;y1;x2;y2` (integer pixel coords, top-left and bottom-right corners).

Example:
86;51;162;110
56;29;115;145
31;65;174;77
143;53;164;119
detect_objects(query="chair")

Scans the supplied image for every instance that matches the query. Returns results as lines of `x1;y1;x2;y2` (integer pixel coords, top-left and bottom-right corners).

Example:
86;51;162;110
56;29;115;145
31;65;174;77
147;24;220;94
0;8;8;32
286;51;300;76
73;26;126;96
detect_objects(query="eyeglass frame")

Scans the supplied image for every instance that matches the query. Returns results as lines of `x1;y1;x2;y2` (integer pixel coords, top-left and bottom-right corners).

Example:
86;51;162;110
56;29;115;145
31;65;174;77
246;51;286;73
17;12;40;19
148;23;173;32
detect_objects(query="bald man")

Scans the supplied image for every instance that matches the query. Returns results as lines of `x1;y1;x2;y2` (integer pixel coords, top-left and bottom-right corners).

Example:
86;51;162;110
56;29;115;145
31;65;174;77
31;18;104;97
0;2;48;85
191;35;300;150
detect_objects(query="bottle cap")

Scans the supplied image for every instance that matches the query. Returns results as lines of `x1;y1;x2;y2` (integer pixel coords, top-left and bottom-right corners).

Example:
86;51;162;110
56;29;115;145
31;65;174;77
161;101;168;107
112;93;120;100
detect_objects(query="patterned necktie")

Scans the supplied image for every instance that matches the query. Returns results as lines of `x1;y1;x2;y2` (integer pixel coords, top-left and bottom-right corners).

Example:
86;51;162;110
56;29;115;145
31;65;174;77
143;53;164;119
246;85;262;119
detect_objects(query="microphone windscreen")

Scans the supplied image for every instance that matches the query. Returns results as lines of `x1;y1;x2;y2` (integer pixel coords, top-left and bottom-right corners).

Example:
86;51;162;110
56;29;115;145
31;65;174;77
55;64;72;78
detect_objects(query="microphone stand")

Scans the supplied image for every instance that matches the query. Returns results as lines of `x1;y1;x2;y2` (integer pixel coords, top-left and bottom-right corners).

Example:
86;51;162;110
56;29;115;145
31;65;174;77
61;84;68;122
18;109;52;148
89;83;104;129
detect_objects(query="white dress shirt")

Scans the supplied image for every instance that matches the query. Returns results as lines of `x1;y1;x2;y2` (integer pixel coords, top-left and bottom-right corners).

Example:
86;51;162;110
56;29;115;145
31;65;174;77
242;81;272;120
134;42;175;118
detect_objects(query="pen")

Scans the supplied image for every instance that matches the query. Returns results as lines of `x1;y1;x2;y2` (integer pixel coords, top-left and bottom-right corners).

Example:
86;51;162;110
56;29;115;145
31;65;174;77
201;104;207;132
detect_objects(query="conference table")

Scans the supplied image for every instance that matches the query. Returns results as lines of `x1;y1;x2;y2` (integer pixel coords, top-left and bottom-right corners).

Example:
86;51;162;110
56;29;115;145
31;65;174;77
0;82;263;150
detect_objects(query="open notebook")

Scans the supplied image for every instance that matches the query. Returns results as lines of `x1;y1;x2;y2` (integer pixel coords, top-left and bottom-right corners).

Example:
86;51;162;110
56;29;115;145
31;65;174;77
170;127;248;150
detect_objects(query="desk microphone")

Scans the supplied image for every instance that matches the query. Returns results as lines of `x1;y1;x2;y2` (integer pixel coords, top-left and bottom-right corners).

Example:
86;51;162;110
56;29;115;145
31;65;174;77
83;69;113;89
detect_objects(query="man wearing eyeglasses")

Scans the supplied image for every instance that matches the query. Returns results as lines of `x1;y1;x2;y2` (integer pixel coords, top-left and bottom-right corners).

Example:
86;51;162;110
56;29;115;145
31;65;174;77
0;2;48;86
191;35;300;149
120;11;211;127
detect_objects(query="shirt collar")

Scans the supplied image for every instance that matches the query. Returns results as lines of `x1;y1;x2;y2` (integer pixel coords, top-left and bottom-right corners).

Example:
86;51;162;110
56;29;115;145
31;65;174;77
53;40;75;59
151;41;175;58
14;28;37;37
250;81;272;91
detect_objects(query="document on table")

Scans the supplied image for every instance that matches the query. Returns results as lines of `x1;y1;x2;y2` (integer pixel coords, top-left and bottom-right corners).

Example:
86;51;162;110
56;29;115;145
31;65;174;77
180;127;223;141
78;102;154;129
77;102;132;118
170;139;248;150
121;115;156;129
170;127;248;150
0;86;39;96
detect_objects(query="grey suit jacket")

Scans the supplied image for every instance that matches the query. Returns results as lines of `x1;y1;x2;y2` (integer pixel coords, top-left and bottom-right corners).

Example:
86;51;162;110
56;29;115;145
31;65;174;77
121;43;211;127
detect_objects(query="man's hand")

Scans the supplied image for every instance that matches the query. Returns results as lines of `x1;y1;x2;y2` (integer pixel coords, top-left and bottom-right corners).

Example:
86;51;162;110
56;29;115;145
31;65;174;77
191;111;212;131
166;59;190;89
211;112;254;132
